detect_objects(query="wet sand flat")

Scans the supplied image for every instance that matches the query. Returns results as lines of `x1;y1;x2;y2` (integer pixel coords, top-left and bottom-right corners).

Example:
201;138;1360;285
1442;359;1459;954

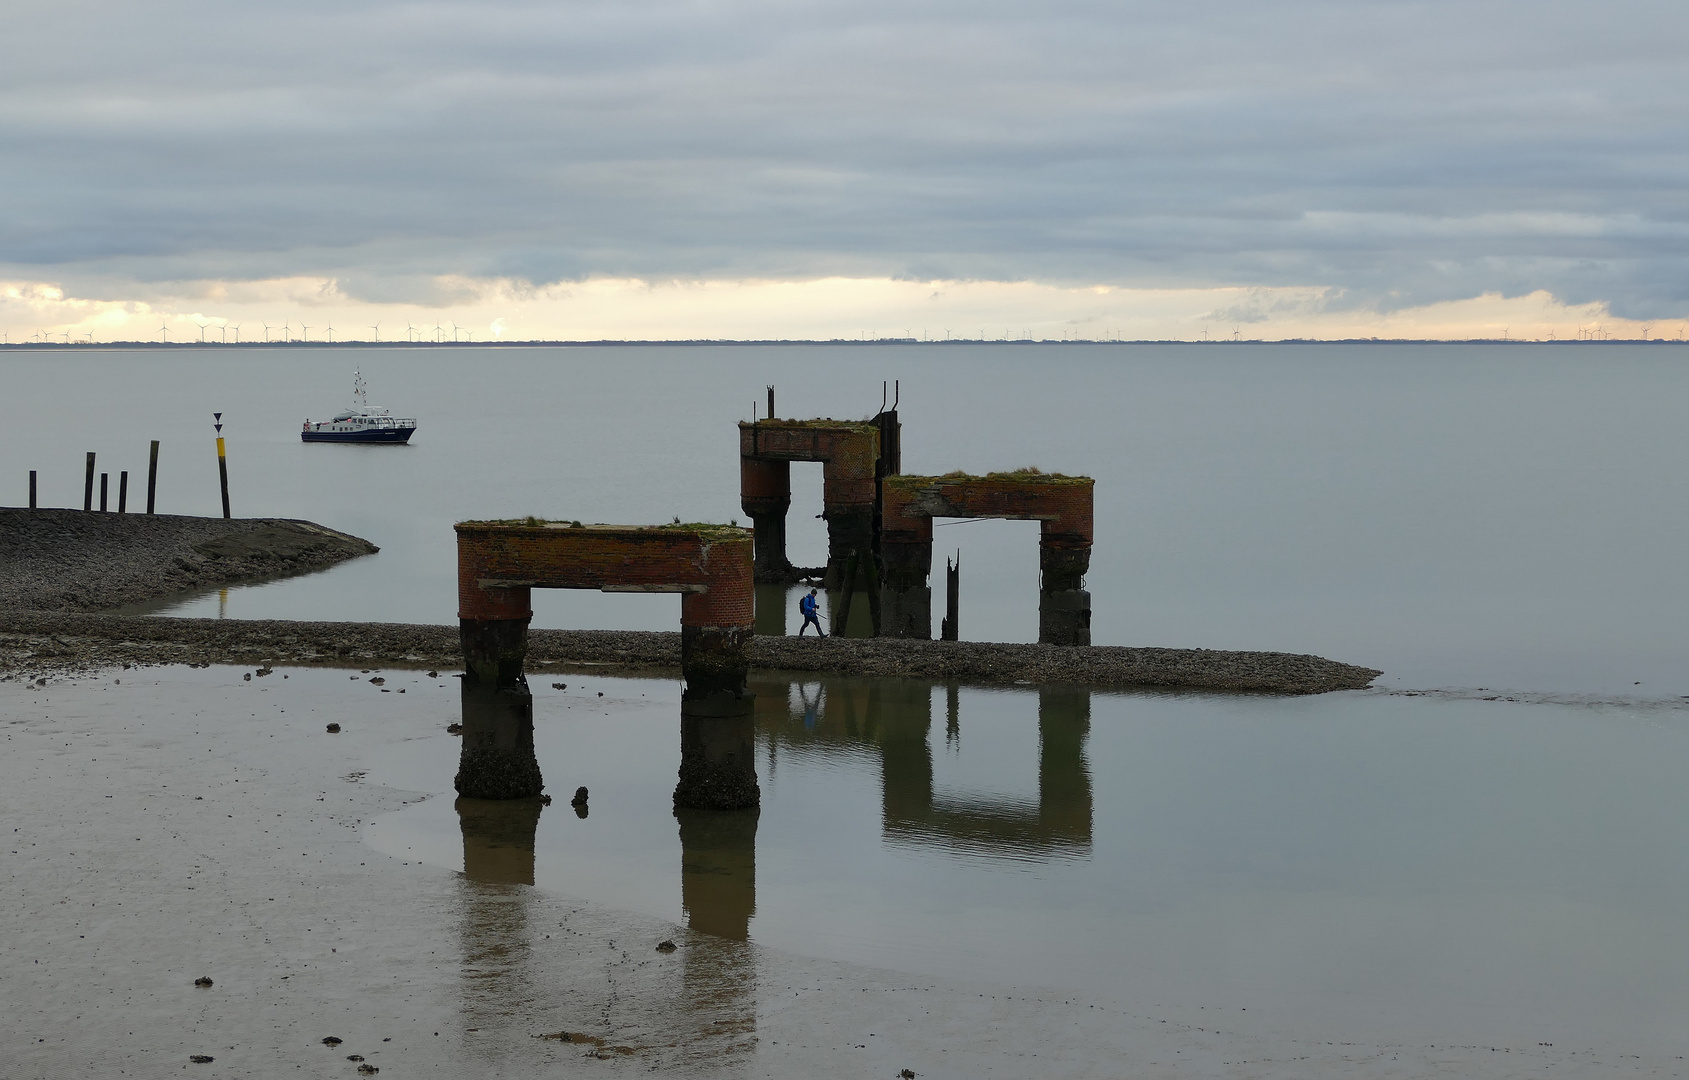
2;665;1676;1079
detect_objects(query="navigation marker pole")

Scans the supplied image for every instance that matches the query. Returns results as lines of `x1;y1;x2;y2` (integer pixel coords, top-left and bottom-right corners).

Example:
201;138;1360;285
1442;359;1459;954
146;440;159;514
214;413;231;519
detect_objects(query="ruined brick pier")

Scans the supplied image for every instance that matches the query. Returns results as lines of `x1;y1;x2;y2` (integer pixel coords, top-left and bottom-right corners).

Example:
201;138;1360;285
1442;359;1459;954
880;473;1095;645
738;410;900;588
455;521;759;808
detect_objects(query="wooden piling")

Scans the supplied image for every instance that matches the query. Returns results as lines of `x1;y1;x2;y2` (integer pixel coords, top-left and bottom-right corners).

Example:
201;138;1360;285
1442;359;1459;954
99;473;108;512
940;554;960;641
146;440;159;515
766;385;774;419
83;452;95;511
118;471;128;513
864;548;883;636
28;470;36;509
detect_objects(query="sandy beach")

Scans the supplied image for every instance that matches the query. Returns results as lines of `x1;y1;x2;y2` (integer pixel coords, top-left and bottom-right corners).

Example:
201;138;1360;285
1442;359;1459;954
6;663;1668;1080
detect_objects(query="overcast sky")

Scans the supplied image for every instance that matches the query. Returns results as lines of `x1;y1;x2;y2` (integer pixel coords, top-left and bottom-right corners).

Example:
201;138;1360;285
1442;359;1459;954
3;0;1686;339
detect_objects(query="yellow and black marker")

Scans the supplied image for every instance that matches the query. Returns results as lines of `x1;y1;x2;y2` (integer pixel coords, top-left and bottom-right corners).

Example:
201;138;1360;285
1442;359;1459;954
214;412;230;519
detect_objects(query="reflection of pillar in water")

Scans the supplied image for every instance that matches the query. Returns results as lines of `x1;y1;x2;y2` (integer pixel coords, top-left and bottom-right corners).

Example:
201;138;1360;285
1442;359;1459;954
454;797;541;1042
676;808;758;940
875;680;935;826
457;796;543;885
675;807;759;1055
1038;685;1093;846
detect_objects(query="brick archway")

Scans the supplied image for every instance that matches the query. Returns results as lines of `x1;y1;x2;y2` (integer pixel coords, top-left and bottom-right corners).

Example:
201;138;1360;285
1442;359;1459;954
739;416;896;587
878;473;1094;644
455;521;757;808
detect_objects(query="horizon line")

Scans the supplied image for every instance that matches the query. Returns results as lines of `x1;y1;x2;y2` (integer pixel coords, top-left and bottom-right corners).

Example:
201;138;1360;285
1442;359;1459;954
2;337;1682;349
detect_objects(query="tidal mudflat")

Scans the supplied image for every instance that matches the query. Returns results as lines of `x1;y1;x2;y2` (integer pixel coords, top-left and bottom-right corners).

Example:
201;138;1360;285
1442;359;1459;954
7;664;1689;1078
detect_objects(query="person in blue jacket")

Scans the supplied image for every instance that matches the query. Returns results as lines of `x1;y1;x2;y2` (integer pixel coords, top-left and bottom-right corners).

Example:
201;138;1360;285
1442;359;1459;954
798;588;826;637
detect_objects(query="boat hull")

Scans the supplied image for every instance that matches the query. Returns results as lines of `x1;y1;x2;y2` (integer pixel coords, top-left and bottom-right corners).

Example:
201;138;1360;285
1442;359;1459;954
302;427;416;444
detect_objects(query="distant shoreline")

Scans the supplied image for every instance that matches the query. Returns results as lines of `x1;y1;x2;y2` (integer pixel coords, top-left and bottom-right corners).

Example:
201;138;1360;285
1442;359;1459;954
1;337;1681;349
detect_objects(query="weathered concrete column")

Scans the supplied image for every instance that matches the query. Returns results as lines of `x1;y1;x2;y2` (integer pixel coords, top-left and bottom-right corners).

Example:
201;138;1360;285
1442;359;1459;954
879;539;933;639
1038;531;1092;646
676;540;759;809
740;457;792;582
457;580;544;799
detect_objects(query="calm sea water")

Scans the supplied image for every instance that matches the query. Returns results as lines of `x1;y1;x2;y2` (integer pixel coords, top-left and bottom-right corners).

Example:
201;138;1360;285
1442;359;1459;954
6;342;1689;696
358;668;1689;1053
13;343;1689;1054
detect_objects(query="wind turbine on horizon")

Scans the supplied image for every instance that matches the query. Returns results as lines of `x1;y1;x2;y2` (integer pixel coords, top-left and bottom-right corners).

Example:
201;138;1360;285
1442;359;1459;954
159;322;170;343
262;321;273;343
369;323;380;343
325;321;335;343
301;324;312;343
230;324;241;344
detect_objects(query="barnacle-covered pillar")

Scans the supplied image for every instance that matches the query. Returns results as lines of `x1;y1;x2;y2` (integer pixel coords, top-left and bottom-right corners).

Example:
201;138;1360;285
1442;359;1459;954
676;533;759;809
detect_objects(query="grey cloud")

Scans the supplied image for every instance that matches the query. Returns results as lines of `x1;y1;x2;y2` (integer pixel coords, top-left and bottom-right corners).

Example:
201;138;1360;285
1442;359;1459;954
3;0;1687;316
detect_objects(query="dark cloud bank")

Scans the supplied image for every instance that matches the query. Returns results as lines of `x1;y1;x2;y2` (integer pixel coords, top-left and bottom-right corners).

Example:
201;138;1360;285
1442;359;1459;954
4;0;1686;317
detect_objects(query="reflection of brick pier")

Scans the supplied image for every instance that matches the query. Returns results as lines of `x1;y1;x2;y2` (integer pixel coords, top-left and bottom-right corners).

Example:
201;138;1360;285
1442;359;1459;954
455;521;758;807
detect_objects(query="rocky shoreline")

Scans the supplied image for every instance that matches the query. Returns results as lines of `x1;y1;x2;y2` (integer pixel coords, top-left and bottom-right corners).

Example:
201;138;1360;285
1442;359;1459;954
0;612;1380;693
0;507;378;611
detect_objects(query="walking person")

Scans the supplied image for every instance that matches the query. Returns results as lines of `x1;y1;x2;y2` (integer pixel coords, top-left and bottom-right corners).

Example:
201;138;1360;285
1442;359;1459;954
798;588;826;637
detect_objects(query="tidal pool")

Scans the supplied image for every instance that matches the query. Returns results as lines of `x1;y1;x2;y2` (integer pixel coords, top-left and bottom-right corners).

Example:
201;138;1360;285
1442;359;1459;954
366;672;1689;1057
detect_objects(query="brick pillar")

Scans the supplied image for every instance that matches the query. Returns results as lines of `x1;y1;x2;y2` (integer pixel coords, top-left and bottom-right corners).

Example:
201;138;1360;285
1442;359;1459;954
740;457;792;582
1038;530;1091;646
675;537;760;809
457;578;545;800
821;450;878;592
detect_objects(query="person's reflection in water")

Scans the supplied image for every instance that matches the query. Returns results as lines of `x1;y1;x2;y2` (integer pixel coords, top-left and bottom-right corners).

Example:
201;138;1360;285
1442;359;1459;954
674;807;759;1055
797;682;823;731
455;797;542;1052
